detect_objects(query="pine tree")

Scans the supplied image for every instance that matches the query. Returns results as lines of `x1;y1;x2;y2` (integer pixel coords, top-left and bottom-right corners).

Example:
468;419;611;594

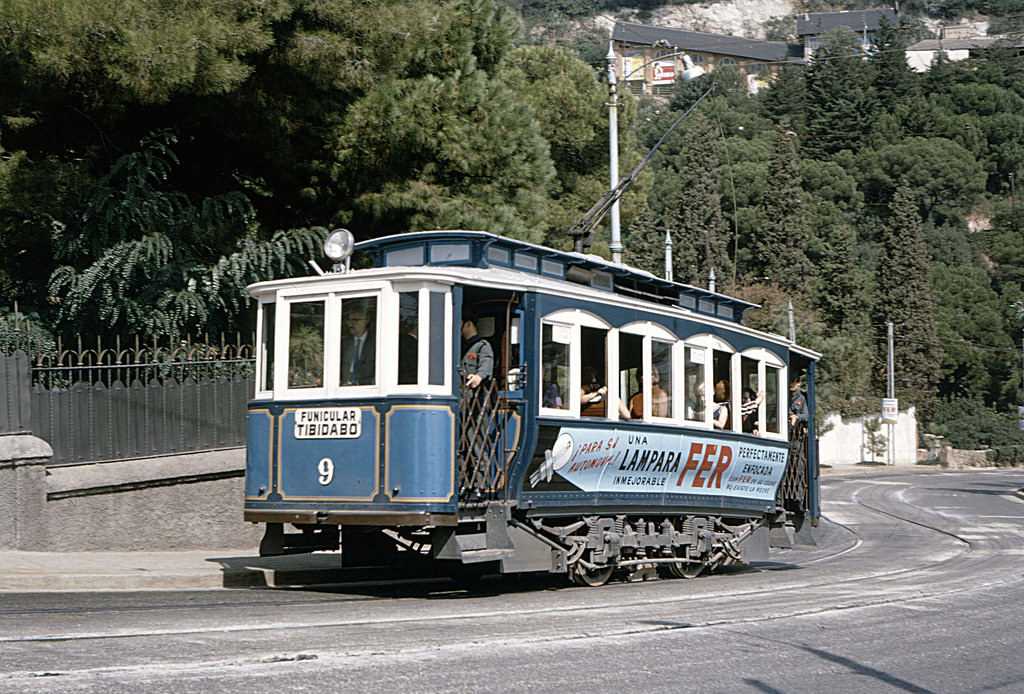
624;206;680;280
751;129;812;294
874;182;942;420
804;29;877;156
662;112;729;286
868;16;920;113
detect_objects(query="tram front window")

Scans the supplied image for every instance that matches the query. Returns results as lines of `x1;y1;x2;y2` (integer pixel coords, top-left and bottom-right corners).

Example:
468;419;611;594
398;292;418;385
260;302;275;392
340;297;377;386
288;300;325;389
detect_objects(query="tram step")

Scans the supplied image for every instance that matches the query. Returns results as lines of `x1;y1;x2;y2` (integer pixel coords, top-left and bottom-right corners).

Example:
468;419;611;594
460;548;516;564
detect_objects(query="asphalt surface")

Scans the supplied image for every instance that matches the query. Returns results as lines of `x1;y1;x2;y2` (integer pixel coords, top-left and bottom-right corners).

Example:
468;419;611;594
0;462;1005;593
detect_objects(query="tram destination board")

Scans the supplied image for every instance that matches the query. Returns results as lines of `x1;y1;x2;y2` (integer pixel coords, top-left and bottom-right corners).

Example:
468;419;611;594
294;407;362;439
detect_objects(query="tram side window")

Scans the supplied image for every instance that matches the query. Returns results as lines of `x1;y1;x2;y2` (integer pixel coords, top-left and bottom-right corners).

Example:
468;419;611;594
398;292;418;385
651;339;672;418
765;365;781;434
712;349;732;429
580;326;609;417
740;356;760;434
541;323;570;409
260;302;275;392
340;297;377;386
288;300;325;389
684;345;706;422
619;332;643;418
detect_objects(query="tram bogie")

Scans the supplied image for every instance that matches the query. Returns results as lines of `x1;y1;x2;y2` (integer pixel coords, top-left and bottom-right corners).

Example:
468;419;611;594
244;230;820;585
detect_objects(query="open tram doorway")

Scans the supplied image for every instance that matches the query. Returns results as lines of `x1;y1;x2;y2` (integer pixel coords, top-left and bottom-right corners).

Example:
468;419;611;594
457;287;523;503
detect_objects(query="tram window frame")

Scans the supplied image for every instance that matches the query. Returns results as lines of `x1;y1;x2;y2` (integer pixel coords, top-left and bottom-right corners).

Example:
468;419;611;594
618;321;680;422
391;283;452;393
338;295;380;390
255;299;276;398
739;347;786;440
538;309;614;419
683;342;709;426
276;294;331;399
695;334;737;432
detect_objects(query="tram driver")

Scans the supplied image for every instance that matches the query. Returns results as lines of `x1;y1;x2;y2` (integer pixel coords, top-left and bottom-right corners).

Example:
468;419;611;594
460;312;494;389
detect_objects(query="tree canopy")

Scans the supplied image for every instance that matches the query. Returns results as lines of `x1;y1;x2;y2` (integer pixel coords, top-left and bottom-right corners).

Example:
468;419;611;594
2;1;1024;445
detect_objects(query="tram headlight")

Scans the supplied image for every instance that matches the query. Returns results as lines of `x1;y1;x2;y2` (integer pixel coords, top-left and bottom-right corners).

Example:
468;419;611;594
324;228;355;263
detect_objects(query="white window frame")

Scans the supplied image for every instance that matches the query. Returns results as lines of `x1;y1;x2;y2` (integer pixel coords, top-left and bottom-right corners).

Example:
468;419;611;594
388;282;452;395
739;346;787;440
538;309;612;419
618;321;681;422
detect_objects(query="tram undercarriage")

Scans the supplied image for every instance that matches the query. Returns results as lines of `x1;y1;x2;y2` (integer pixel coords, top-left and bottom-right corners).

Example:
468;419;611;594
258;502;807;587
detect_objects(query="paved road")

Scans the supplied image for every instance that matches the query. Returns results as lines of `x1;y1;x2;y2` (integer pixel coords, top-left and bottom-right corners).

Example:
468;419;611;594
1;469;1022;693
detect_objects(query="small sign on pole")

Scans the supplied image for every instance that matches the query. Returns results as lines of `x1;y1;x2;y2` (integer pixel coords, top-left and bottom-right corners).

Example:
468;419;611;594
881;398;899;424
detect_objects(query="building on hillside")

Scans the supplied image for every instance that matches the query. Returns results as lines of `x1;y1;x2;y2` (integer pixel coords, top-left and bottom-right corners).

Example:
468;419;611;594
611;22;800;96
906;34;1024;72
796;8;898;58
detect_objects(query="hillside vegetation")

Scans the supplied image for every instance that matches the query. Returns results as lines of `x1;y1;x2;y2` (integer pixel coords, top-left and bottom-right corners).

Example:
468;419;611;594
1;0;1022;448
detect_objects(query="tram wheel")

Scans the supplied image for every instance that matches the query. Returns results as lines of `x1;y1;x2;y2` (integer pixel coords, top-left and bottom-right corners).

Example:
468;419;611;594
570;561;614;587
666;548;704;579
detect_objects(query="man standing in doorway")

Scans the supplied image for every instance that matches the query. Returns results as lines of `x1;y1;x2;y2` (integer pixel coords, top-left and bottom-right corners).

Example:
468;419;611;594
460;313;493;389
789;372;808;427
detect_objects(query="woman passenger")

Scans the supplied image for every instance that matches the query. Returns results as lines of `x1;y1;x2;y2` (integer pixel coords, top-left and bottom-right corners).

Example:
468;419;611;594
713;379;730;429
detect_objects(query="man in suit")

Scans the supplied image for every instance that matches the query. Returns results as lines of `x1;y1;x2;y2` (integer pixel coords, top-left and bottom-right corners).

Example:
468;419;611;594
341;304;375;385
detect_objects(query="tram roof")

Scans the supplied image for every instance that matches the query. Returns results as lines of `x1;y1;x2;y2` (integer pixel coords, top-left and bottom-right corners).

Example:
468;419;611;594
355;230;757;325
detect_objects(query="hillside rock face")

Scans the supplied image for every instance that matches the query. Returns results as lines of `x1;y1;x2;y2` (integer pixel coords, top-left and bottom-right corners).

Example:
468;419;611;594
588;1;796;39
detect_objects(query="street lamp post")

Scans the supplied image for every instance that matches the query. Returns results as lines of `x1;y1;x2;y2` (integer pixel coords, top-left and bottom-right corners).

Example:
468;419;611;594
569;45;711;255
604;42;706;264
606;43;622;263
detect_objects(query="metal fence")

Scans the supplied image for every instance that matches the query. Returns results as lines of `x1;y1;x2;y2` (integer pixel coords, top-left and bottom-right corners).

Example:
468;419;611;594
1;321;254;466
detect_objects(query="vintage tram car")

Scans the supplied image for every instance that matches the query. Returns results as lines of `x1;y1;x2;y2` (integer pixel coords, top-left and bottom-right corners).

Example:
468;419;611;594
244;230;820;585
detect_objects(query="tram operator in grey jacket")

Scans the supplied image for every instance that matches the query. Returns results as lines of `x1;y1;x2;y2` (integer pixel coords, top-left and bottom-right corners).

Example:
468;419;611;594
789;372;809;427
460;313;494;389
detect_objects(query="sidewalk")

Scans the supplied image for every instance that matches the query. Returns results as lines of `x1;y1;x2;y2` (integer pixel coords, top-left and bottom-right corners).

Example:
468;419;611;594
0;550;350;593
0;463;990;593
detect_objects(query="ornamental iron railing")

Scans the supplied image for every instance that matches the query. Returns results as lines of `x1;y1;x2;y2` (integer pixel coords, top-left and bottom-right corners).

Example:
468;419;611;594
1;315;253;466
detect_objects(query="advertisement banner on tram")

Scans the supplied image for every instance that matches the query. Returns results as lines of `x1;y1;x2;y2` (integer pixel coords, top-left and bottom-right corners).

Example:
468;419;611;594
526;426;788;501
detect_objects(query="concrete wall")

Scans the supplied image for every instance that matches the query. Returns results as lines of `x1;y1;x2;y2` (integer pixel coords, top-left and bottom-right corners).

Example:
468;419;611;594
1;443;263;552
42;448;263;552
818;407;919;466
0;433;51;550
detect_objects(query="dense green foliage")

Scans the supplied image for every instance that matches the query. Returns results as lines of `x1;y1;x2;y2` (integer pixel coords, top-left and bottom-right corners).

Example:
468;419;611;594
1;1;1023;447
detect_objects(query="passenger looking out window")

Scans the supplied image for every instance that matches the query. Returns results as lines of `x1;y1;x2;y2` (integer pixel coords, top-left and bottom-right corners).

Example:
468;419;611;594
629;365;669;419
583;365;632;419
713;379;730;429
741;388;766;435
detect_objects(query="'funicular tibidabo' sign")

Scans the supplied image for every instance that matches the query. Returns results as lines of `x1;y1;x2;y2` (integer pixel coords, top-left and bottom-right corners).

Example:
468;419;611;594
244;228;821;585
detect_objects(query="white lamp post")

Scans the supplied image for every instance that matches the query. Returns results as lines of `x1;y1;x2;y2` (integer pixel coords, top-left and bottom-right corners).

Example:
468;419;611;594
605;41;706;264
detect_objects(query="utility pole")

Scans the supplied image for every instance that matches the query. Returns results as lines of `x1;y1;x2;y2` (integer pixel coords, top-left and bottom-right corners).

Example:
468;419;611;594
887;321;896;465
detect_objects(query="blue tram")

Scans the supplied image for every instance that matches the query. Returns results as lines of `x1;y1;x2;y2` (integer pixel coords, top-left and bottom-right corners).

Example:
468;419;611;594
244;230;820;585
